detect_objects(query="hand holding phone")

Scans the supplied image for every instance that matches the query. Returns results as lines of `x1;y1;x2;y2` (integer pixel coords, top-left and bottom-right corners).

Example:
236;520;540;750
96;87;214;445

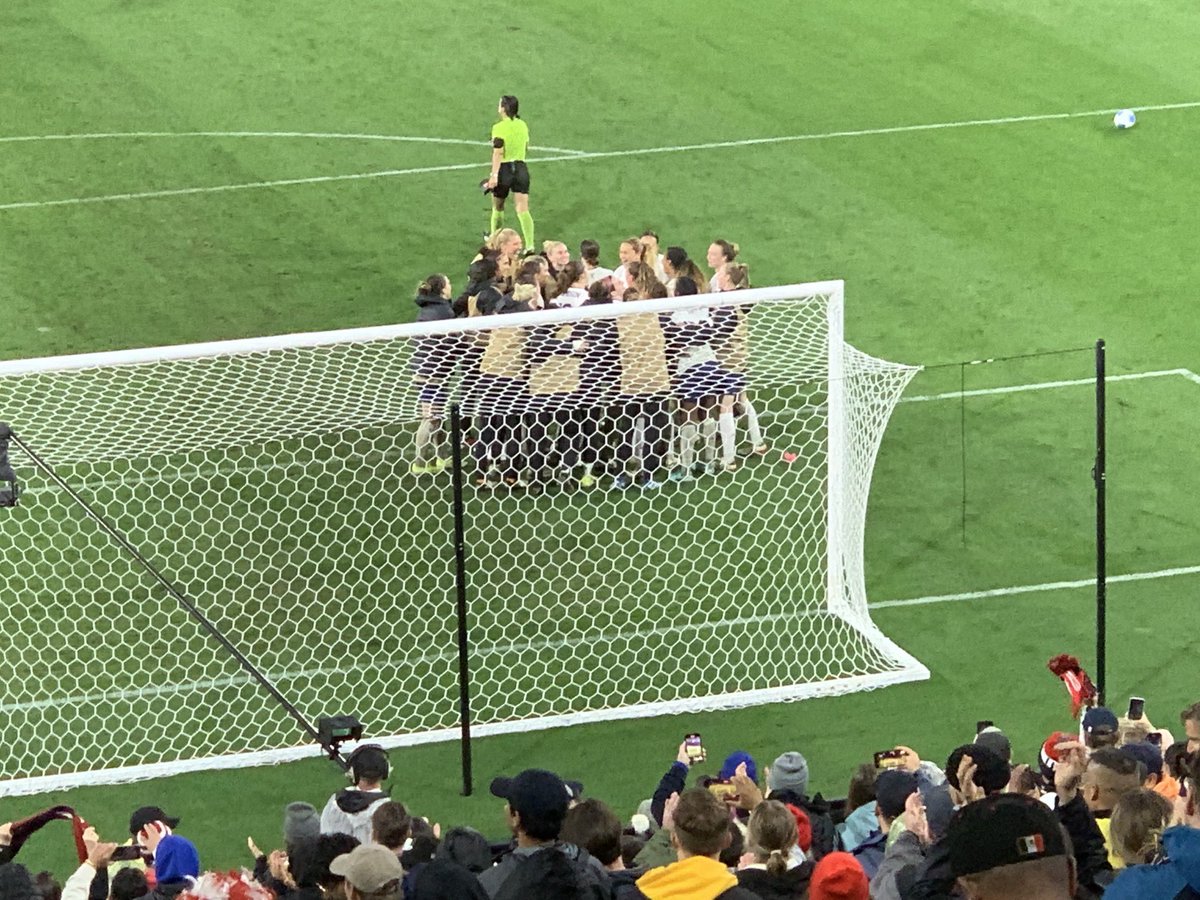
684;733;706;764
1128;697;1145;721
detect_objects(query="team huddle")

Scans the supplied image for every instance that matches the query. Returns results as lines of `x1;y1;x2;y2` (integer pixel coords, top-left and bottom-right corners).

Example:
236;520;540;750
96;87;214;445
408;231;771;492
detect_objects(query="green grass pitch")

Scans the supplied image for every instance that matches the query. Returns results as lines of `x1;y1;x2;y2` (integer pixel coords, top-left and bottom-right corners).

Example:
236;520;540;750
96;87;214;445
2;0;1200;876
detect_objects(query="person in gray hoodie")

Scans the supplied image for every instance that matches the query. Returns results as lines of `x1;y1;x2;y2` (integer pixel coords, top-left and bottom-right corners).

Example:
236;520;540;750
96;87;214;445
321;746;390;845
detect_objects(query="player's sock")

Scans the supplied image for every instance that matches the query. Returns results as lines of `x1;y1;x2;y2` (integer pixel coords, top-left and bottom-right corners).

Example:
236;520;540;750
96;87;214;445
415;418;434;462
517;210;535;249
679;422;698;470
741;398;764;447
719;411;737;466
700;418;717;464
489;208;505;235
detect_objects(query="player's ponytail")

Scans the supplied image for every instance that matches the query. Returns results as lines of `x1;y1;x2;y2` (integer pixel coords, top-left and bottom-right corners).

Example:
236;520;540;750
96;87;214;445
724;263;751;290
500;95;520;118
579;240;601;266
418;274;449;297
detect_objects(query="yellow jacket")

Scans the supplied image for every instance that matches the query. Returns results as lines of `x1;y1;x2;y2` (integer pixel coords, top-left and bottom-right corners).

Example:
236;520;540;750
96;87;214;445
635;856;739;900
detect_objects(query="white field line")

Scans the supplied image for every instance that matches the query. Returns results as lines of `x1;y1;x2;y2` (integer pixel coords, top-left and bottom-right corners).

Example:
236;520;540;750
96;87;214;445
3;562;1197;715
2;101;1197;211
870;565;1200;610
899;368;1194;404
0;131;591;155
12;367;1200;496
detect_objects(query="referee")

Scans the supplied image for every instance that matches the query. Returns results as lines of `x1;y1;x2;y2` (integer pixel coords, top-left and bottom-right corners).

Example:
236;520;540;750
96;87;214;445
486;95;534;250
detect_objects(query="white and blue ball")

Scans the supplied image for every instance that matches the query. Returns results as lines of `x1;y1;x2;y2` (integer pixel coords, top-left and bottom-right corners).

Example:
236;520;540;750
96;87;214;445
1113;109;1137;129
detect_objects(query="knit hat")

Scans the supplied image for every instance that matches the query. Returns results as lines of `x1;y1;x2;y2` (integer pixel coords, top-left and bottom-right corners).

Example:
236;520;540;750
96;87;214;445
947;793;1066;877
767;752;810;797
153;835;201;884
1039;731;1075;783
945;744;1011;795
784;804;813;853
719;751;758;784
810;852;869;900
283;802;320;848
974;727;1012;763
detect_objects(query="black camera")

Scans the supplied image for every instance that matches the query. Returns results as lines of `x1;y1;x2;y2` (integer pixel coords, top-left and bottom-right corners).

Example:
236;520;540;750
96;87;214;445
318;715;364;759
0;423;19;508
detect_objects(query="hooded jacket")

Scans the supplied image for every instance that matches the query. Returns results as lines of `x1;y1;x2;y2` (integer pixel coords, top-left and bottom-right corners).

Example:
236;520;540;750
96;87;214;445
477;841;610;900
319;789;388;844
627;856;759;900
1103;826;1200;900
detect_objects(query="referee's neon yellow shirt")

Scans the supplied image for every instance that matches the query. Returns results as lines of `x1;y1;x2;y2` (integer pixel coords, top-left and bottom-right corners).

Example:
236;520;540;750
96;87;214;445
491;117;529;162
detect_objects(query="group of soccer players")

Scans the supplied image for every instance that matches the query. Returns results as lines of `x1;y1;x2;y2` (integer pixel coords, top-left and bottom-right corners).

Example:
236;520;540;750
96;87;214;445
409;230;769;492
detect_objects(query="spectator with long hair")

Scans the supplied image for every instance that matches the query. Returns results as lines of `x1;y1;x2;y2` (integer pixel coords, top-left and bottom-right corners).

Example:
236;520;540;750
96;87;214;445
735;801;812;899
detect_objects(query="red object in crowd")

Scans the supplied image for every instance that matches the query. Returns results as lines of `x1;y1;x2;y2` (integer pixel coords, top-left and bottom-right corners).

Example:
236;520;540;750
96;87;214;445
1047;654;1097;719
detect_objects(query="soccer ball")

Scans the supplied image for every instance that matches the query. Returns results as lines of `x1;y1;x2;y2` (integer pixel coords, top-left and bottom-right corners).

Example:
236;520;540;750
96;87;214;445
1113;109;1136;129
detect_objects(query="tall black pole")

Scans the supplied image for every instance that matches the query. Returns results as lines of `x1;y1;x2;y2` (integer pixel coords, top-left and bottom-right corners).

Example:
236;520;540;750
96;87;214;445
1094;340;1107;706
449;403;473;796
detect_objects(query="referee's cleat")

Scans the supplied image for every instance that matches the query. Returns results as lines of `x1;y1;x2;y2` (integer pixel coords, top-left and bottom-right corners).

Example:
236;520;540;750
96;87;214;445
579;472;597;489
410;461;431;476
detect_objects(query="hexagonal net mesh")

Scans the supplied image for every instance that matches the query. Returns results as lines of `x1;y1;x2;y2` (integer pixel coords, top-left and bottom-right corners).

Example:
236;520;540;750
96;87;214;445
0;281;927;795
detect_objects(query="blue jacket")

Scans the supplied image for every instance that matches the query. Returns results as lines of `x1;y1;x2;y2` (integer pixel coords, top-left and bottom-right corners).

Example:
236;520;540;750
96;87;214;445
1104;826;1200;900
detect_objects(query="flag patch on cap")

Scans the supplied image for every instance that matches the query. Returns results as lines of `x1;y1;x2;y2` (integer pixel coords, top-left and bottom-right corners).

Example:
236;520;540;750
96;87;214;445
1016;834;1045;856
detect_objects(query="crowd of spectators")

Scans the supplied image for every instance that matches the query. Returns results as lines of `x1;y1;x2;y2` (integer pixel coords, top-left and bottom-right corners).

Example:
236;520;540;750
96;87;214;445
4;701;1200;899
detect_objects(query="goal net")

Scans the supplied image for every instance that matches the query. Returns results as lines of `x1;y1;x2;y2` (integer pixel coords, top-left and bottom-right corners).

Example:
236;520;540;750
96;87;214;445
0;280;927;795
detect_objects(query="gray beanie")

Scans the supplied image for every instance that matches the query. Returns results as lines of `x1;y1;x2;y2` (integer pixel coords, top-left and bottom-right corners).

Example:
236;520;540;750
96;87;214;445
283;801;320;848
767;751;810;796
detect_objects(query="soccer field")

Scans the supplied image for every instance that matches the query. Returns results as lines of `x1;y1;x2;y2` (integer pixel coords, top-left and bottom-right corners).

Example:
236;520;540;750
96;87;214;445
2;0;1200;875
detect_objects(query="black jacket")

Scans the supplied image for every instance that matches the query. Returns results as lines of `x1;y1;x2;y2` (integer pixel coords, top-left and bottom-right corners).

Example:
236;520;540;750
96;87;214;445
768;789;839;861
737;863;813;899
416;291;455;323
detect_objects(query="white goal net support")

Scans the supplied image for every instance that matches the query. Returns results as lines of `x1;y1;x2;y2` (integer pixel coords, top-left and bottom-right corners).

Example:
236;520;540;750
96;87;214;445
0;280;928;795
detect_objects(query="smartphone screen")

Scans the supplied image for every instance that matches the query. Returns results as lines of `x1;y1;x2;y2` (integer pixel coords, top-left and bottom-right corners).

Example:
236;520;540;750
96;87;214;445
1128;697;1145;721
874;749;904;769
684;733;705;763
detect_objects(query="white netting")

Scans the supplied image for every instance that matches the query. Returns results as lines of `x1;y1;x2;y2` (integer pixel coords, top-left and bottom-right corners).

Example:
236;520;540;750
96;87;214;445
0;281;927;795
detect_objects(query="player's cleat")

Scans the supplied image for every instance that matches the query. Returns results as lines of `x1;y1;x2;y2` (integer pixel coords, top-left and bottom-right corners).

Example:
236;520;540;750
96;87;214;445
553;466;572;486
780;451;799;464
410;461;431;476
692;462;709;478
744;443;770;457
708;460;723;476
431;457;450;474
611;474;633;491
724;461;740;473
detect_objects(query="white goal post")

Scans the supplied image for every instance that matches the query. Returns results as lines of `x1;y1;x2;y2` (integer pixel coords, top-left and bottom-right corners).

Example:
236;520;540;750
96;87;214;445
0;280;928;795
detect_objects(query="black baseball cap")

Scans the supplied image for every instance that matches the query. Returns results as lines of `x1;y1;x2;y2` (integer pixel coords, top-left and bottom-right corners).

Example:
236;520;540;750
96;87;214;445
490;769;572;820
948;793;1066;876
129;806;181;837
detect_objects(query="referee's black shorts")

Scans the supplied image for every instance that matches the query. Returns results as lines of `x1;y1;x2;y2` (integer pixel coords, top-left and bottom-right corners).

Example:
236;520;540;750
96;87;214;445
493;161;530;199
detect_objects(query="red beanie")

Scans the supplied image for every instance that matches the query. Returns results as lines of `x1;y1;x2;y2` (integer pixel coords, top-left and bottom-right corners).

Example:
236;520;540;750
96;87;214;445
785;804;813;853
810;851;869;900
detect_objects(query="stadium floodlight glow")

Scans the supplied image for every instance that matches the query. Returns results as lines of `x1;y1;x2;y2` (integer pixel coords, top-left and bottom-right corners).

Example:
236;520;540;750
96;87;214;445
0;281;928;795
